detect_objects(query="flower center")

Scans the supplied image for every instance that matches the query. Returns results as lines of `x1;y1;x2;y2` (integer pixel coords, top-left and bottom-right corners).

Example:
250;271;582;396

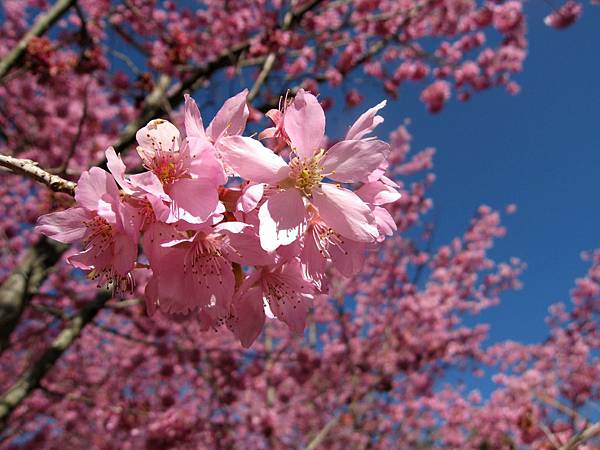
82;215;113;250
82;216;134;293
144;151;188;185
288;150;325;196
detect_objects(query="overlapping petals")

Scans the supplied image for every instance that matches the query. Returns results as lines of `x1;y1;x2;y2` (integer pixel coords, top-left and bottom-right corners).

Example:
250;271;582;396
37;89;400;347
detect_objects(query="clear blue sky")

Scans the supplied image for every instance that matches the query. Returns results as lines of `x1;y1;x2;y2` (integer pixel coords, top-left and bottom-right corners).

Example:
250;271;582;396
371;7;600;345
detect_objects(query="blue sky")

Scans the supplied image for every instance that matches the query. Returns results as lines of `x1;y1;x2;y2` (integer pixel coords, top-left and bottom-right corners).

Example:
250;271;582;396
370;7;600;345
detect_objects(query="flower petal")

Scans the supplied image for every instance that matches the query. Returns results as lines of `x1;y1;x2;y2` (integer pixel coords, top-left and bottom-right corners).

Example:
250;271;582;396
320;139;390;183
105;147;132;194
356;180;401;205
311;183;378;242
136;119;180;152
75;167;120;221
228;287;265;348
237;183;264;213
206;89;249;142
218;136;289;184
345;100;386;140
36;207;90;243
184;94;206;139
284;89;325;158
372;206;397;238
258;189;307;252
168;179;219;224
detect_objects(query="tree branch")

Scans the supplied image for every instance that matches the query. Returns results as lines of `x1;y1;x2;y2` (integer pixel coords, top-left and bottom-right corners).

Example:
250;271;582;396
558;421;600;450
0;154;76;195
0;238;67;355
0;0;77;82
105;0;325;159
0;289;112;428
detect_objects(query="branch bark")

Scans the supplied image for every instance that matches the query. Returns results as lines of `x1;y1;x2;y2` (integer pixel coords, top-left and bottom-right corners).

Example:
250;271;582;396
0;238;68;355
0;154;76;195
0;290;111;428
0;0;77;82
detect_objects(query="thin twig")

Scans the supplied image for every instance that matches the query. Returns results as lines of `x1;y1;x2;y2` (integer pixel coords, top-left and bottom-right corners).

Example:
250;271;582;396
58;84;89;176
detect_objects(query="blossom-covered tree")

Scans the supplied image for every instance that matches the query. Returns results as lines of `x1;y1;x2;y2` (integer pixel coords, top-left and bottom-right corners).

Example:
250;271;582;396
0;1;598;449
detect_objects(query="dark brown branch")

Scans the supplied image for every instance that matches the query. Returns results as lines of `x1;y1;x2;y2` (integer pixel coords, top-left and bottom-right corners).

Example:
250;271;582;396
0;0;77;82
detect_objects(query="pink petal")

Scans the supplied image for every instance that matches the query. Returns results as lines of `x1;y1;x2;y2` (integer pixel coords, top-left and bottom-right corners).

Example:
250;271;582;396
320;139;390;183
258;188;307;252
237;183;264;213
36;207;90;243
128;171;168;199
284;89;325;158
311;183;378;242
329;239;366;277
144;275;159;316
229;287;265;348
372;206;397;237
112;233;137;275
345;100;386;140
105;147;132;193
168;179;219;224
184;94;206;139
206;89;249;142
75;167;120;220
226;230;276;266
189;146;227;185
182;255;234;318
356;180;401;205
265;260;313;333
218;136;289;184
136;119;180;152
300;230;327;287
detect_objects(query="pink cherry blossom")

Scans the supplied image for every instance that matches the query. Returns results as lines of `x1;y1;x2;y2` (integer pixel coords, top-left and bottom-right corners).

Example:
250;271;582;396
218;90;394;252
37;167;137;291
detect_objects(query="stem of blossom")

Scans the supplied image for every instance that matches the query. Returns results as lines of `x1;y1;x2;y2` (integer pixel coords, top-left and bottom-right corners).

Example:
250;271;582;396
0;238;67;355
0;0;77;82
0;289;112;428
0;154;76;195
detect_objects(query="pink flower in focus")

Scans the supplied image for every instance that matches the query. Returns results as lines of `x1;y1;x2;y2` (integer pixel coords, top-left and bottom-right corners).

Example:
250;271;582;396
143;221;273;319
218;89;391;252
36;167;138;291
228;259;315;347
134;117;222;224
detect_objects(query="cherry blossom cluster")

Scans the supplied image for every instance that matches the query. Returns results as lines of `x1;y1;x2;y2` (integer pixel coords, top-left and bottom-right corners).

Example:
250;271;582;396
36;89;400;347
